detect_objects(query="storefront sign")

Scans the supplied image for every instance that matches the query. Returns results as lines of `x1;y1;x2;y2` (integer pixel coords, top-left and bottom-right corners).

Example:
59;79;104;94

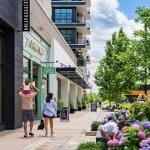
60;107;69;122
22;0;30;31
29;40;44;55
91;103;97;112
43;67;55;74
23;29;50;63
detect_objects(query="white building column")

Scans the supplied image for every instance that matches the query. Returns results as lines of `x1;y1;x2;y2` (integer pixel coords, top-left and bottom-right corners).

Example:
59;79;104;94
78;86;83;104
70;83;78;109
49;74;58;99
61;79;70;107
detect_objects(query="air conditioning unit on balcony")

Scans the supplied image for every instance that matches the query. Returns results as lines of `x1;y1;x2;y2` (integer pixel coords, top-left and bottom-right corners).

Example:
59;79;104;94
86;71;90;78
86;38;90;45
86;55;90;61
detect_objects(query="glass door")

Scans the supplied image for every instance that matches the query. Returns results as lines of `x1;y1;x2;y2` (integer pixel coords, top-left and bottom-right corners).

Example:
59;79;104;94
33;63;39;118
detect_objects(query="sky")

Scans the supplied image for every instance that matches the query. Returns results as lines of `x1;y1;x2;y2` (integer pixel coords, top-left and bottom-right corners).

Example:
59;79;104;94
88;0;150;93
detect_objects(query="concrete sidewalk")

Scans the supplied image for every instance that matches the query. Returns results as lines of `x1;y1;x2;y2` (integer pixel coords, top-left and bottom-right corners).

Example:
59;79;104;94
0;110;109;150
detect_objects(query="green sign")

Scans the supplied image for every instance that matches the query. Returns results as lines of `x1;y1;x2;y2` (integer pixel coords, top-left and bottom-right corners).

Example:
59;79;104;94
43;67;55;74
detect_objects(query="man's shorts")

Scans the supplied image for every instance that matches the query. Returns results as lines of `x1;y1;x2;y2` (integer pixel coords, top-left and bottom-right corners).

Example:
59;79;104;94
22;110;34;122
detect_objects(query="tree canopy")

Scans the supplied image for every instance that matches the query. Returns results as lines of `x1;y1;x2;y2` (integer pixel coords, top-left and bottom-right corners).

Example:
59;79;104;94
94;7;150;103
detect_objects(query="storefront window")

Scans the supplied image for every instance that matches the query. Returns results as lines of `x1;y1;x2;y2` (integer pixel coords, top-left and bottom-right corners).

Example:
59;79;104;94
42;75;48;101
23;57;30;81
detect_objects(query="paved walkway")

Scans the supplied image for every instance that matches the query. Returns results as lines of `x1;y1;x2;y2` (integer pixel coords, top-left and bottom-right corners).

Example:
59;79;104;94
0;109;110;150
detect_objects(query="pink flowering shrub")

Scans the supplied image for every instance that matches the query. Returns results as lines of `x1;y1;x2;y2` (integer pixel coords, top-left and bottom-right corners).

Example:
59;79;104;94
138;131;146;139
132;124;140;130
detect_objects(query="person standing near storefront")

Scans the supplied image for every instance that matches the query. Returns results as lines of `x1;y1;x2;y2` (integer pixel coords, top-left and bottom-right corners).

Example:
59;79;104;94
17;79;39;137
43;93;57;137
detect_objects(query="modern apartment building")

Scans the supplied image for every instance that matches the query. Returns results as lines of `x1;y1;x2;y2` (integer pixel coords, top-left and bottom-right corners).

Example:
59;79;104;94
52;0;91;70
51;0;91;108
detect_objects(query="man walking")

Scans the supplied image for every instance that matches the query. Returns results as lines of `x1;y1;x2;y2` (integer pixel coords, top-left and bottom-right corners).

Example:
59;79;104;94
17;79;39;137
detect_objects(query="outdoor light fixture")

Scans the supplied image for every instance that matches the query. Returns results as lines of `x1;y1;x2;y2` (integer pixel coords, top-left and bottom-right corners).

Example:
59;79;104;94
42;83;45;89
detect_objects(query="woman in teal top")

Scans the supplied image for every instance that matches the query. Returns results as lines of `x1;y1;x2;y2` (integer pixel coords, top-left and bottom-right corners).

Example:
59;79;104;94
43;93;57;137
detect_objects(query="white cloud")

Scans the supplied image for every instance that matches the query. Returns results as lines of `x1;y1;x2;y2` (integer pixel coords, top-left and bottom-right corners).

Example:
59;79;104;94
88;0;143;93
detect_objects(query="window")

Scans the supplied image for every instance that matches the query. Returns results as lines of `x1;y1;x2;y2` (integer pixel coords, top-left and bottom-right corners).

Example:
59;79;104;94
60;29;76;44
23;57;30;81
54;8;73;23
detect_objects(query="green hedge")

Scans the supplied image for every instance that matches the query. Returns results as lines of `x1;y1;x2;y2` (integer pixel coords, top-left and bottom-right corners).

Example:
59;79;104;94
91;121;101;131
121;103;133;112
77;142;104;150
131;102;150;121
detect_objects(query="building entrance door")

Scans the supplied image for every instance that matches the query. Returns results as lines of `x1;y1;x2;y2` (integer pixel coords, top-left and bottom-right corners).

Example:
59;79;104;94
0;35;3;124
33;63;39;118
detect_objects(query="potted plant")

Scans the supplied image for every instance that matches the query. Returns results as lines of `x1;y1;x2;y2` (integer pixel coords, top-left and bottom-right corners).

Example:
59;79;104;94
77;100;81;111
91;121;101;131
57;99;64;117
82;99;86;109
69;100;74;113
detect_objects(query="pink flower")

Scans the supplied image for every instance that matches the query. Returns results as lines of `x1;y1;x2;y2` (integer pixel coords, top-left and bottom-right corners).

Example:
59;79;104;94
122;126;128;132
132;124;140;130
138;131;146;139
107;139;119;147
118;137;127;146
107;140;114;147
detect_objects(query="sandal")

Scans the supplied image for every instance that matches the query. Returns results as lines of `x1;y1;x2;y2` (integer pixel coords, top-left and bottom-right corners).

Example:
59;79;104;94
29;132;34;137
24;135;28;138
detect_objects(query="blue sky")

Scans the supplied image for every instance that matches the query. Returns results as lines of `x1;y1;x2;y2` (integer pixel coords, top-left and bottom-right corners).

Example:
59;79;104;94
118;0;150;19
88;0;149;93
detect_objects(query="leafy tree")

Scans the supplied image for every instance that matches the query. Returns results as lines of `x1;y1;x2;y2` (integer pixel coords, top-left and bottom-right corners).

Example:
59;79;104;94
134;7;150;94
95;28;138;104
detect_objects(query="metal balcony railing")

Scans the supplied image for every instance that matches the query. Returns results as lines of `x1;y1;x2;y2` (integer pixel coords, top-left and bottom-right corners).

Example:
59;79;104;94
75;37;90;45
55;17;86;24
65;37;90;45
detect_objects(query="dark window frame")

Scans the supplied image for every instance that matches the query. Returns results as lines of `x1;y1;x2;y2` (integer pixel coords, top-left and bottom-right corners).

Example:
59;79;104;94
59;29;76;44
52;7;76;23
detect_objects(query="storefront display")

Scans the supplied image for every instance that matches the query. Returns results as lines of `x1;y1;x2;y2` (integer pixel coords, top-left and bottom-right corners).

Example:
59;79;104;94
23;28;50;118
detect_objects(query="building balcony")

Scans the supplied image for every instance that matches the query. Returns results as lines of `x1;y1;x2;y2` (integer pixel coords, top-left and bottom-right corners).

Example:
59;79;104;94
56;22;90;35
86;7;91;19
86;71;90;78
86;55;91;64
86;22;90;34
69;37;90;49
52;0;90;6
77;58;86;67
55;16;86;27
